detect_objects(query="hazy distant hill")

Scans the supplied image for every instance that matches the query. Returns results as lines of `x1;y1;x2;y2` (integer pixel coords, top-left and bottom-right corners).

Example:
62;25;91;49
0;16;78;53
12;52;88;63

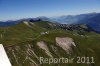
0;17;50;26
0;21;18;26
50;13;100;33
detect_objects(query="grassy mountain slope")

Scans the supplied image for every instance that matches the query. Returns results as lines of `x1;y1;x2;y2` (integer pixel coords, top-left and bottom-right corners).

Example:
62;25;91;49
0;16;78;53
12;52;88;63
0;21;100;66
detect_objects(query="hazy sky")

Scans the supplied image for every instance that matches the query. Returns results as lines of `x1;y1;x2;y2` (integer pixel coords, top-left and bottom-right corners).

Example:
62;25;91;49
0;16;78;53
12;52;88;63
0;0;100;21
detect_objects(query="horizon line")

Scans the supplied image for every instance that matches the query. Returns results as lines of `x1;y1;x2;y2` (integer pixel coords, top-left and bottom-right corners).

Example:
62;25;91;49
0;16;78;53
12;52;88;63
0;12;99;22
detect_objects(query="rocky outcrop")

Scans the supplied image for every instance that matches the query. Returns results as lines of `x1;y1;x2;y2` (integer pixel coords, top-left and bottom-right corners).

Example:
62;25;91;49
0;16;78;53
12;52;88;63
5;44;39;66
5;37;76;66
37;41;53;57
56;37;76;54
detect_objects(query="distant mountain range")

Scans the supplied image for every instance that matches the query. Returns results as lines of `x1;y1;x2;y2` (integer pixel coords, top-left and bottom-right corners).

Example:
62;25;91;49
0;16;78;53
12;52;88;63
50;13;100;33
0;12;100;33
0;17;49;27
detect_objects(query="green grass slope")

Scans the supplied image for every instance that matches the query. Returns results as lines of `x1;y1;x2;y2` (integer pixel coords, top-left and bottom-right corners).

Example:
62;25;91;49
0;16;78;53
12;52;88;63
0;21;100;66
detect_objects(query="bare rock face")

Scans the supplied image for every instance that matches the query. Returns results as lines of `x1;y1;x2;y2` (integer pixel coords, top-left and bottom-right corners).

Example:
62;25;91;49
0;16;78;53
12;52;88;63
23;21;30;27
23;21;34;27
5;37;76;66
6;44;39;66
56;37;76;53
37;41;53;57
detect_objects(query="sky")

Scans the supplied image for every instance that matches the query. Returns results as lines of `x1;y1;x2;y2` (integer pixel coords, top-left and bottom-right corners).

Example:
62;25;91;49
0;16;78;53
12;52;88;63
0;0;100;21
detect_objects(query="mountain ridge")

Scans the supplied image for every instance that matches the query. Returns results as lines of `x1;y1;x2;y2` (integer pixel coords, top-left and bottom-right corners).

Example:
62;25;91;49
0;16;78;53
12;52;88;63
0;21;100;66
0;12;100;33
